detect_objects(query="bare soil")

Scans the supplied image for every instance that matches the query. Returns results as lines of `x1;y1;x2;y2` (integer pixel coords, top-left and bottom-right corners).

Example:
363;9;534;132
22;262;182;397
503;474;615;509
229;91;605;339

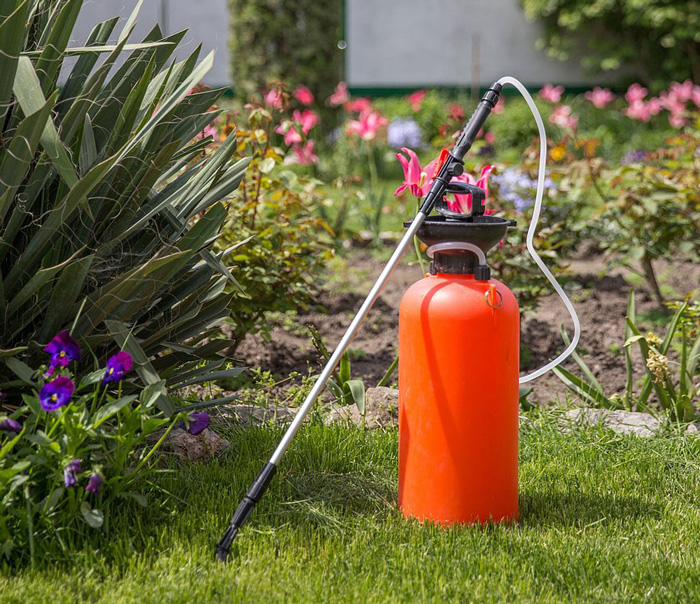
236;250;699;404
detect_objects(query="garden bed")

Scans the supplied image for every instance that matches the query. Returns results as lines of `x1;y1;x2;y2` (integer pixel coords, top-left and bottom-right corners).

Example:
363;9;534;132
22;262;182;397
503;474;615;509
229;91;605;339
236;249;699;405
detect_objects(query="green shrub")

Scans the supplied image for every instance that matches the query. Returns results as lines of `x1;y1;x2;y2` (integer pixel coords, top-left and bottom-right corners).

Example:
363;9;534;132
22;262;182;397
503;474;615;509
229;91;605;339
521;0;699;86
213;103;334;352
596;133;699;305
229;0;343;107
0;0;250;406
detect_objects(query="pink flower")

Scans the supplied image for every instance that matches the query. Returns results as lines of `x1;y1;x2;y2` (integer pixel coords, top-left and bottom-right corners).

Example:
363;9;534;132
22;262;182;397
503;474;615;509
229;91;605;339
448;165;495;214
408;90;427;112
539;84;564;103
623;98;661;122
625;83;648;104
668;113;687;128
293;85;314;106
345;109;387;141
265;88;283;109
292;109;319;134
344;97;372;113
394;148;431;198
447;103;465;122
394;147;494;214
549;105;578;130
645;97;662;116
484;131;496;144
658;90;685;114
291;140;318;165
329;82;349;106
584;87;615;108
669;80;694;103
275;120;303;145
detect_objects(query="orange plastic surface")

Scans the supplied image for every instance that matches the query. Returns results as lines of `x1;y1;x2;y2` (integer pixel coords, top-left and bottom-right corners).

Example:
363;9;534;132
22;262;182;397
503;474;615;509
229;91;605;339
398;272;519;525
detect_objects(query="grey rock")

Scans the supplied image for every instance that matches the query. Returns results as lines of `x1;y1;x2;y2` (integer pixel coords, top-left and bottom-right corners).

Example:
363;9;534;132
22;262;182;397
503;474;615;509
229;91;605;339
564;408;660;437
686;423;700;436
170;428;231;462
326;386;399;429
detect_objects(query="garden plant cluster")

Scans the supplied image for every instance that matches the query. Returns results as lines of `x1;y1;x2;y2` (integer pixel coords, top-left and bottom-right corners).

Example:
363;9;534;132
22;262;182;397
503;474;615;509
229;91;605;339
0;1;698;592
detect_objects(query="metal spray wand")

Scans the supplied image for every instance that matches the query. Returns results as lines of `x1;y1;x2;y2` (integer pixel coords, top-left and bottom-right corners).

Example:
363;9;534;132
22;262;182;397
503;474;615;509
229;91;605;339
215;83;503;562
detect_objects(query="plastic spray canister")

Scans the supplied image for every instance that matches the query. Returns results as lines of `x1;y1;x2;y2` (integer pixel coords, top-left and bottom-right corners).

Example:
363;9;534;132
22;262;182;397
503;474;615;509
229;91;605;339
398;215;519;525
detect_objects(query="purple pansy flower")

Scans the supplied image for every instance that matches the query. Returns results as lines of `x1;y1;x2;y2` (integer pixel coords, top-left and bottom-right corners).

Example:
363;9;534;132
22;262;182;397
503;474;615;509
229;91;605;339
44;331;81;377
0;417;22;433
64;459;82;488
39;376;75;411
86;472;103;495
102;351;133;384
180;412;210;436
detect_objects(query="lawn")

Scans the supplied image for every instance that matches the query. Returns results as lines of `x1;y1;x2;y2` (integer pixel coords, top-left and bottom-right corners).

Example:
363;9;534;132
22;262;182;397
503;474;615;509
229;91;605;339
2;413;698;603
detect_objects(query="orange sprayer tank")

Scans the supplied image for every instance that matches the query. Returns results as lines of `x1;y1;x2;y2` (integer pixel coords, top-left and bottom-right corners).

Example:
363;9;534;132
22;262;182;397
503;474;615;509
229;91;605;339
398;220;519;525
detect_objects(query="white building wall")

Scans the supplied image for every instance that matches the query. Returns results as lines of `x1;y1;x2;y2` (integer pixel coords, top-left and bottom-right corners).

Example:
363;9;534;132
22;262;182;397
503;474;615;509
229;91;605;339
70;0;230;86
346;0;613;88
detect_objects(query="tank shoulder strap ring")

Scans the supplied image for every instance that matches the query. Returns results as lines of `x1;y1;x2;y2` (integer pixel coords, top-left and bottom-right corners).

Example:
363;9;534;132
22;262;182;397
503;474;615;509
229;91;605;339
485;289;503;309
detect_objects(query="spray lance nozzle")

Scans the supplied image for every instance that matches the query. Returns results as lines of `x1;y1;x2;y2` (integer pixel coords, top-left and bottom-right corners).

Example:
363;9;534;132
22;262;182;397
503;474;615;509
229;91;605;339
418;82;502;217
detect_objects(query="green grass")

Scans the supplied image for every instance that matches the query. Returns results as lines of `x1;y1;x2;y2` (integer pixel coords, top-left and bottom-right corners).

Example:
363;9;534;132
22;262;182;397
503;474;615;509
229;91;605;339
1;413;699;603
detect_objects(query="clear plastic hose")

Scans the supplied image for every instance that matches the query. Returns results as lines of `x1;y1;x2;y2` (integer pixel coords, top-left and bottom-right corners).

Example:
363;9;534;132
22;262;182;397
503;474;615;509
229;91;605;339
496;76;581;384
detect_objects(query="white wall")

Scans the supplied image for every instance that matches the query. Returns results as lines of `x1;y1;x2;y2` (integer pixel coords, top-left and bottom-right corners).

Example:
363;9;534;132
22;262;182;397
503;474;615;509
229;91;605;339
346;0;615;88
70;0;230;86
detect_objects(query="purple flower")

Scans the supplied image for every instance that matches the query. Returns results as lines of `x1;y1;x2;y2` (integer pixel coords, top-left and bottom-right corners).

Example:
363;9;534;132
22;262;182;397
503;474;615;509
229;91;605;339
85;473;103;495
621;150;648;164
387;117;424;150
64;459;82;488
44;331;81;377
0;417;22;433
180;412;210;435
102;351;133;384
39;376;75;411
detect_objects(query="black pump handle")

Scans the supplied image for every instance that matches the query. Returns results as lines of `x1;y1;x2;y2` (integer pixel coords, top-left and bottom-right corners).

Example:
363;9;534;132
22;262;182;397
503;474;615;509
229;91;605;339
436;183;487;219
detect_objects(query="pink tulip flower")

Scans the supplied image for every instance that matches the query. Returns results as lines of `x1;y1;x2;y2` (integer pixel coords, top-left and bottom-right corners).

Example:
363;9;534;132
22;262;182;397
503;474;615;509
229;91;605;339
539;84;564;103
584;87;615;108
394;147;494;214
275;120;303;145
329;82;349;106
345;110;387;141
291;140;318;164
448;165;495;214
394;148;431;197
692;86;700;108
265;88;284;109
625;84;648;104
549;105;578;130
293;85;314;106
408;90;427;112
292;109;319;134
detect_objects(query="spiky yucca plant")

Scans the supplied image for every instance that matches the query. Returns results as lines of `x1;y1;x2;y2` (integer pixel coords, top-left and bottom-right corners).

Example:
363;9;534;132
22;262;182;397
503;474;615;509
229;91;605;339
0;0;250;413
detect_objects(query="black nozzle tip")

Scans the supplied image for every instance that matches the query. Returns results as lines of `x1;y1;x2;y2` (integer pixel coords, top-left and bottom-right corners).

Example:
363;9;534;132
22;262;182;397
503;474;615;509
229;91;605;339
215;525;239;562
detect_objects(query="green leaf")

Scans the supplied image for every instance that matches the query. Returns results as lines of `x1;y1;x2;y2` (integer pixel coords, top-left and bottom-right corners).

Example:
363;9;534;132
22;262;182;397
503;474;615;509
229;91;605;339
105;320;175;416
13;56;79;187
92;395;138;428
4;357;35;385
0;0;29;126
80;502;104;529
345;379;366;415
79;113;97;176
552;367;620;409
